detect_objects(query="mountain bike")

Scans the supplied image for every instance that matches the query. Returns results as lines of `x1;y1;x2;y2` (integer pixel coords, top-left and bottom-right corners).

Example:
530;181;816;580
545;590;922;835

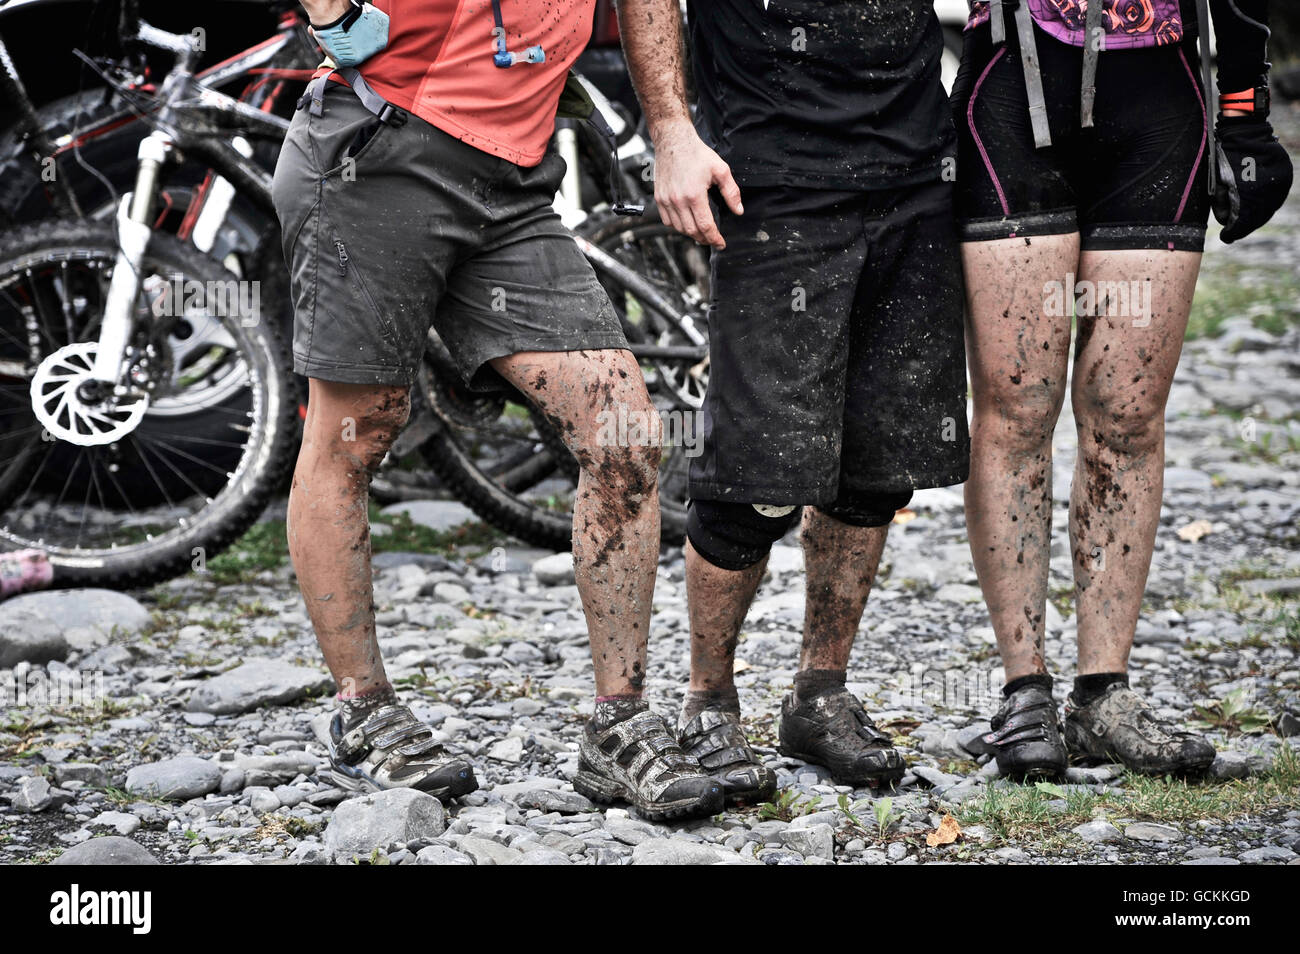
0;0;301;587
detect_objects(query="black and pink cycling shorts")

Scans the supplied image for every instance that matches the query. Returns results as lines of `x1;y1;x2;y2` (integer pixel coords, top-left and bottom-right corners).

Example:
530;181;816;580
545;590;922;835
951;18;1210;252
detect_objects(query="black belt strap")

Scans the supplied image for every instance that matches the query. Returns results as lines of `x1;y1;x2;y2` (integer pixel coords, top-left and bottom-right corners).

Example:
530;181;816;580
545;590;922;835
1080;0;1105;127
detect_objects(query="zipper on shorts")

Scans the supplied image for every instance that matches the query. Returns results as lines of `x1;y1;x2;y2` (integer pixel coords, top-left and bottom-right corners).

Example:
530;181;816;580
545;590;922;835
335;240;349;276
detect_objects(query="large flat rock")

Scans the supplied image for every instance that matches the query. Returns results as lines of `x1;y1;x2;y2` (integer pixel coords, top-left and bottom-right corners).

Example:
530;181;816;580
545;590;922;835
186;659;333;714
0;589;151;665
324;788;447;859
52;836;160;865
125;756;221;800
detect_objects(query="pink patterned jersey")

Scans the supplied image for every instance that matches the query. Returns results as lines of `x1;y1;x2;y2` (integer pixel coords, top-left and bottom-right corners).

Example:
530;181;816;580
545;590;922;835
967;0;1189;50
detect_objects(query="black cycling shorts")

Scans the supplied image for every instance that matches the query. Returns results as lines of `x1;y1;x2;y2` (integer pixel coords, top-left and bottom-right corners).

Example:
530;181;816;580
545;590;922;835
951;20;1211;252
688;181;970;505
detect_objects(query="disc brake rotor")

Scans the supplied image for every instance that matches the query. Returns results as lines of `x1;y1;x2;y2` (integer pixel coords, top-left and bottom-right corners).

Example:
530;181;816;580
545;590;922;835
29;342;149;446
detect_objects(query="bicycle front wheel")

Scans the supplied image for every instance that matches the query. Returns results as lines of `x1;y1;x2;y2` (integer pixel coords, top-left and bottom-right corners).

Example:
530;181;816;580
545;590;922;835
0;220;299;588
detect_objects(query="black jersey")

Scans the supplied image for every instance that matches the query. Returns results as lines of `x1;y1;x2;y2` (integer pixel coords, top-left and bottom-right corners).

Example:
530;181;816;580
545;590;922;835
686;0;956;190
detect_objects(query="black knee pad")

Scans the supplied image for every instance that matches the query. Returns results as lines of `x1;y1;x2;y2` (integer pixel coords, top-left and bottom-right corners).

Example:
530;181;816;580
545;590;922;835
818;489;913;528
687;499;803;571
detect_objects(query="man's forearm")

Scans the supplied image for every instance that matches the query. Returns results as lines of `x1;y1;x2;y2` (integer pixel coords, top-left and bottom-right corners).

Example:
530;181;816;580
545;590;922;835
615;0;693;143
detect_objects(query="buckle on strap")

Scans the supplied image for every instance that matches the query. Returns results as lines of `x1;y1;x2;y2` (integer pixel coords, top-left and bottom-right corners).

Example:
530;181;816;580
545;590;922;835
337;66;408;126
298;70;335;118
298;67;408;128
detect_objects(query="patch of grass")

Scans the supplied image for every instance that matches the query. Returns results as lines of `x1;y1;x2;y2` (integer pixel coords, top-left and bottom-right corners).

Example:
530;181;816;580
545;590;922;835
959;781;1108;844
1187;263;1300;340
147;590;188;611
758;787;823;822
98;785;168;808
960;744;1300;845
1273;605;1300;651
369;508;507;557
1213;562;1300;613
205;519;290;584
1230;431;1300;463
0;698;135;759
198;509;509;585
1192;688;1273;736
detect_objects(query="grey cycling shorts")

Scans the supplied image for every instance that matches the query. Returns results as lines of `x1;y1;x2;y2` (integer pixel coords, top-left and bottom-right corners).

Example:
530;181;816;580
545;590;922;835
271;82;627;388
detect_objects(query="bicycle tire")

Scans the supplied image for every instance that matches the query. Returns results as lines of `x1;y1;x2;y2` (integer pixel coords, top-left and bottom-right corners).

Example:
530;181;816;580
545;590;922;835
0;219;299;589
416;356;574;552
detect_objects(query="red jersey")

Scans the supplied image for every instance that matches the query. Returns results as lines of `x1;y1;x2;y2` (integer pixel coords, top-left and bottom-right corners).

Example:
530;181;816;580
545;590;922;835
319;1;597;166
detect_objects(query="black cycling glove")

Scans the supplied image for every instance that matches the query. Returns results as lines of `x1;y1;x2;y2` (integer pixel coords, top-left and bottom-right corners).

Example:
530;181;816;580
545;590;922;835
1213;114;1293;244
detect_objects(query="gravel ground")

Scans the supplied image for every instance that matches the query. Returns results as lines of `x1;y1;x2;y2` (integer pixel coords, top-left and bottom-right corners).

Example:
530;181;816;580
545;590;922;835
2;107;1298;868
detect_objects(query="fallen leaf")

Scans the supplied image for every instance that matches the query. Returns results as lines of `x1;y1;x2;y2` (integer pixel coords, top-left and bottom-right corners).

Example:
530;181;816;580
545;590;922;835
1177;519;1213;542
926;814;962;848
892;508;917;525
732;658;751;674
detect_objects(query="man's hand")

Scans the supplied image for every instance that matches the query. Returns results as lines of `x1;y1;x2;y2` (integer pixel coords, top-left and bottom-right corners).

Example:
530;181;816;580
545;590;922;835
300;0;353;28
617;0;742;247
653;121;743;249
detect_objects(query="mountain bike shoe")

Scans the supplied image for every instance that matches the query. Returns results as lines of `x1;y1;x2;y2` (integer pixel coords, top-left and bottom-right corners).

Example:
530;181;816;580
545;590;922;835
984;682;1068;780
778;688;905;787
678;708;777;807
328;703;478;799
1064;683;1215;777
574;703;724;822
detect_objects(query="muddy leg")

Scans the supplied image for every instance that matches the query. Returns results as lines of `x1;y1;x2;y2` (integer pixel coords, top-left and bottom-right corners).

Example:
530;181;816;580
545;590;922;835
799;507;888;671
963;235;1077;680
490;349;660;698
1070;249;1199;674
288;378;410;697
684;542;766;696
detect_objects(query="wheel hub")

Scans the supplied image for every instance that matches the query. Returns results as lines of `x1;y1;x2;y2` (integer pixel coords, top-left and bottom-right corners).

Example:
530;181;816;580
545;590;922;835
30;342;149;446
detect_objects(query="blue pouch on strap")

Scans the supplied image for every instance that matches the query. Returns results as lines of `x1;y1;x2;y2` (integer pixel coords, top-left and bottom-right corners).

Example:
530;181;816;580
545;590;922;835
313;1;390;68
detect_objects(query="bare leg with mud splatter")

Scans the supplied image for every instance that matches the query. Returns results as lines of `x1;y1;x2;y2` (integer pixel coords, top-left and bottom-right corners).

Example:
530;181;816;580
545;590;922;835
1069;249;1199;675
496;349;722;817
289;379;410;707
489;349;661;706
682;543;767;719
800;507;888;673
680;507;889;713
965;237;1213;777
288;377;478;795
963;235;1077;682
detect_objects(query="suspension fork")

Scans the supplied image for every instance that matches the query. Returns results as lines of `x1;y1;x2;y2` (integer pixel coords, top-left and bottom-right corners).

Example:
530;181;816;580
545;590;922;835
84;129;174;393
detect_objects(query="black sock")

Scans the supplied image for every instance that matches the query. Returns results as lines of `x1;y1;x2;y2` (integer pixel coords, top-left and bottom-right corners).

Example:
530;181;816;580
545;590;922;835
1003;673;1053;698
1073;672;1128;707
793;668;846;705
339;684;398;731
681;687;740;723
592;694;648;730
